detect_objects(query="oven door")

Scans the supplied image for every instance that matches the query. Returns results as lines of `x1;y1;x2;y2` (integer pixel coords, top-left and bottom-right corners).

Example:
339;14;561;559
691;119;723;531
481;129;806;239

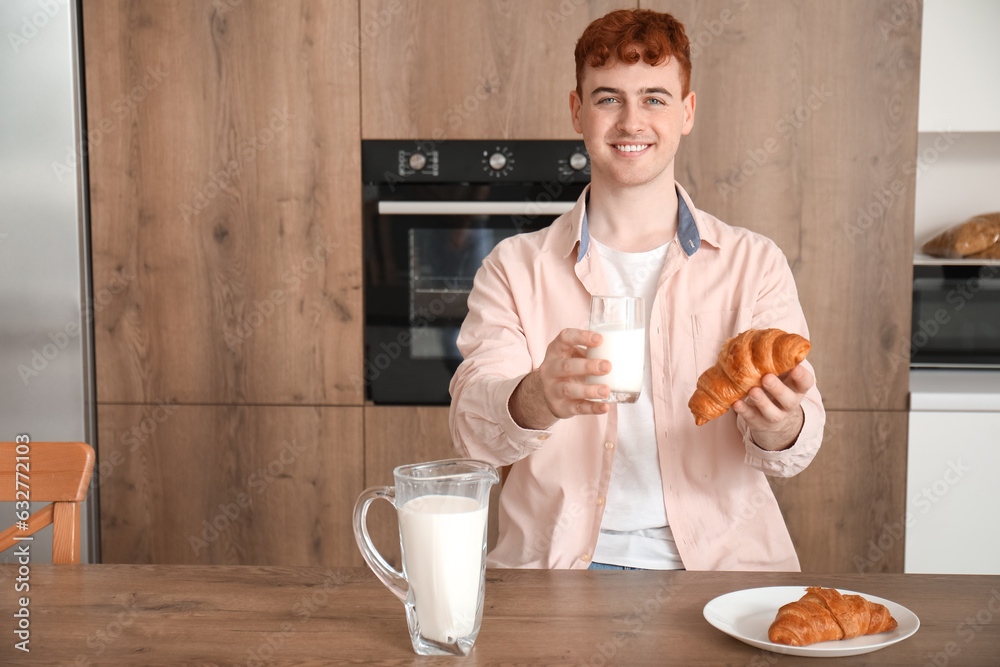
363;184;584;404
910;263;1000;368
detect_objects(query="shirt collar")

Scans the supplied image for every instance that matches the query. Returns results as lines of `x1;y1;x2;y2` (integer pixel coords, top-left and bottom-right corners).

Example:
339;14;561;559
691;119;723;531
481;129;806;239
676;186;702;257
577;190;592;262
575;183;703;263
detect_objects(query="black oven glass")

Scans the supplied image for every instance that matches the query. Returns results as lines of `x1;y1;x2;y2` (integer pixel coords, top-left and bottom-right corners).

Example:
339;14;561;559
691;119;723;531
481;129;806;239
407;226;520;360
911;264;1000;367
363;141;590;404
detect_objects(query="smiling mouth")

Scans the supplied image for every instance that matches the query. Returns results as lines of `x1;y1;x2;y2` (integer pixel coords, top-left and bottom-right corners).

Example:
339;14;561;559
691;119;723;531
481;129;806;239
613;144;651;153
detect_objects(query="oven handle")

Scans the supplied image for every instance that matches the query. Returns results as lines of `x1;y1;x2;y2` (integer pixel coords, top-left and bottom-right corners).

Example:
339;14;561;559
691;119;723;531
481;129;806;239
377;201;575;216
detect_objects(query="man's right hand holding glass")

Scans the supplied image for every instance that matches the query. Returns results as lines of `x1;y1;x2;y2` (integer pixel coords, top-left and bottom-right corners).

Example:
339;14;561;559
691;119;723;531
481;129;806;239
508;328;612;430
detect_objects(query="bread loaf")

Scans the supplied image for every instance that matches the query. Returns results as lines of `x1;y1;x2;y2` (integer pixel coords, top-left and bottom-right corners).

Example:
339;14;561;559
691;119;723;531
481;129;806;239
966;241;1000;260
922;213;1000;258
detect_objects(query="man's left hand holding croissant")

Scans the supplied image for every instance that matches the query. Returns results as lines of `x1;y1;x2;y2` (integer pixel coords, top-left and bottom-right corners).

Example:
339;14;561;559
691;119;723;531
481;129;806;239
733;364;816;451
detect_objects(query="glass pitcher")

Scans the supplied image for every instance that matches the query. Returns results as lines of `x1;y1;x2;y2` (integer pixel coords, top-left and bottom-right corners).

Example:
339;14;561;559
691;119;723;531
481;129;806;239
353;458;500;656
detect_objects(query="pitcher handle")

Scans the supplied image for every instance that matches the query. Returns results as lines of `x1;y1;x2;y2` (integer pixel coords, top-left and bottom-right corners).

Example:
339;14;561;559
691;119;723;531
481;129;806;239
353;486;408;602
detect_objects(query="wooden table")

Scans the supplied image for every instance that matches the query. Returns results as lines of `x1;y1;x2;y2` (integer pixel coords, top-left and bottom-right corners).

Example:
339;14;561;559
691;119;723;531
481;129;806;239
1;565;998;665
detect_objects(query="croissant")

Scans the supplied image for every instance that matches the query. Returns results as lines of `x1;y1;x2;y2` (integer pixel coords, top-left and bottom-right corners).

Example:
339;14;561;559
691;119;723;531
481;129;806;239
768;587;898;646
688;328;810;426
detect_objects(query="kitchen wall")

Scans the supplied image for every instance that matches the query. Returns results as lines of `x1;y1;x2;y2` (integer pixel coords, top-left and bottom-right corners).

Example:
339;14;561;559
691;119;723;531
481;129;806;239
84;0;922;572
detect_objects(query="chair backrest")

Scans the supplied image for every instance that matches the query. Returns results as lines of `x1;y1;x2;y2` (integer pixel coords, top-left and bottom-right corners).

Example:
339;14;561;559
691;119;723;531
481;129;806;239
0;442;95;563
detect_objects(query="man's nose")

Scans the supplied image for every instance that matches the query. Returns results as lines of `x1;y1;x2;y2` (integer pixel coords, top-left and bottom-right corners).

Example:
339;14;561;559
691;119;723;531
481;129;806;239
616;102;644;135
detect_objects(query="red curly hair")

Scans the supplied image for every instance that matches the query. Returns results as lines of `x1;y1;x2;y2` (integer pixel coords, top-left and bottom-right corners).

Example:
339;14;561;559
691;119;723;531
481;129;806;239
574;9;692;98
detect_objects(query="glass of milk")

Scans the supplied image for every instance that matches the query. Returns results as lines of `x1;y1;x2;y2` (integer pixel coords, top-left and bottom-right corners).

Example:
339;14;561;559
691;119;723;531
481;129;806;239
353;458;499;656
585;295;645;403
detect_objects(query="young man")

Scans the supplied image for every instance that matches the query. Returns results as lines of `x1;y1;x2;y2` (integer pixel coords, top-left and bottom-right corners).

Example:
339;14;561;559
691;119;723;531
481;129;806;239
449;9;825;570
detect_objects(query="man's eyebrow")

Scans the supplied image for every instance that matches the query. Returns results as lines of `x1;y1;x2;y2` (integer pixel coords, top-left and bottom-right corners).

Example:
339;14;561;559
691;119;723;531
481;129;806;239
643;87;673;98
589;86;674;98
590;86;623;98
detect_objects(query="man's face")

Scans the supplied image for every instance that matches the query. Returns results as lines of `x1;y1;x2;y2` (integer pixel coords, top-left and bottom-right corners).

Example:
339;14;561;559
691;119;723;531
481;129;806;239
570;56;695;190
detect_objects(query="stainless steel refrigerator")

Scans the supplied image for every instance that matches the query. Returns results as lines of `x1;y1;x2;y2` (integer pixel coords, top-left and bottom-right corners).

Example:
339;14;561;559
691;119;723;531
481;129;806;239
0;0;98;563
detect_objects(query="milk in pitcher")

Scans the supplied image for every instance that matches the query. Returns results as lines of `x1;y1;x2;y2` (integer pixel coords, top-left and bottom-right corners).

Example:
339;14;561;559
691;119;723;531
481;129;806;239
398;495;488;644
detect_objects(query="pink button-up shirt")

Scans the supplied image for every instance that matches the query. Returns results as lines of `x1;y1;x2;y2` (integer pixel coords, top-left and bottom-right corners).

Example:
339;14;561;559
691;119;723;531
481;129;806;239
449;183;824;571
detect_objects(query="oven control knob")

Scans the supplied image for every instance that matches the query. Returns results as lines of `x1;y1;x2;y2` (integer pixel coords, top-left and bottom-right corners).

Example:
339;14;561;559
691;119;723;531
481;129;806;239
569;152;588;171
408;152;428;171
488;152;508;171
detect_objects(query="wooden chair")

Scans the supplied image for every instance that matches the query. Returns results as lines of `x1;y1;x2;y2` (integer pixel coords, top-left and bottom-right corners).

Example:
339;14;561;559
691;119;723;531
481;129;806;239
0;442;95;563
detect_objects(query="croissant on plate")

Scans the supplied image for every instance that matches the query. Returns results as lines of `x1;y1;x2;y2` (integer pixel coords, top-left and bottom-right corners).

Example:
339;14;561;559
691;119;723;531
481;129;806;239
688;328;811;426
768;587;898;646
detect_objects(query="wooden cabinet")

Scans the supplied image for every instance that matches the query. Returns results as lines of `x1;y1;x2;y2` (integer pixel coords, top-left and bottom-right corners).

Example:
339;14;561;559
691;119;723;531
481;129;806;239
360;0;633;139
83;0;364;565
97;404;365;566
85;0;363;406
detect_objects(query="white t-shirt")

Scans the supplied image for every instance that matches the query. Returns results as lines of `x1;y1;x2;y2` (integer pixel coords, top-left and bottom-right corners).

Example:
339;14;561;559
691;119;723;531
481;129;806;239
590;237;685;570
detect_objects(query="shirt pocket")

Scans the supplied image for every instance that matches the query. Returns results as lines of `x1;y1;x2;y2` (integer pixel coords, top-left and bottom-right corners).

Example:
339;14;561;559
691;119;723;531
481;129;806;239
690;308;753;375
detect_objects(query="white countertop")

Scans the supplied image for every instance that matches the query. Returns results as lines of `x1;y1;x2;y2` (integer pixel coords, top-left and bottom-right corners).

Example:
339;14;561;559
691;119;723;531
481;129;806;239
910;369;1000;411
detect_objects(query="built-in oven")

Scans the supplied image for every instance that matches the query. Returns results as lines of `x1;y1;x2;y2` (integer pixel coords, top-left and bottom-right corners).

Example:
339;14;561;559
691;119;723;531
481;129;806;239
362;140;590;404
910;260;1000;368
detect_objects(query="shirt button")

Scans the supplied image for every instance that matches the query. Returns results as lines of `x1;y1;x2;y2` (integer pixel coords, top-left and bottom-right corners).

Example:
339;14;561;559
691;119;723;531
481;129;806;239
581;553;591;562
596;497;605;506
605;441;614;450
538;434;549;441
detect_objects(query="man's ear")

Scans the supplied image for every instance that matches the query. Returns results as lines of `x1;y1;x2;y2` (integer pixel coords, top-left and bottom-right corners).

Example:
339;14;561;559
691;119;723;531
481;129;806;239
570;90;584;134
681;91;696;136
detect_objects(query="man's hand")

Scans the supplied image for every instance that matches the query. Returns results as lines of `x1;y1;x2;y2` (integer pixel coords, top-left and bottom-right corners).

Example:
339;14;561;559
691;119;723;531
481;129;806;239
732;363;814;451
509;328;612;430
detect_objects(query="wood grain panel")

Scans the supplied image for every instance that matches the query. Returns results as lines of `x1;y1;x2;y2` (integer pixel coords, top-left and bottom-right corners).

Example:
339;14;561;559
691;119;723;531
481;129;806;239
84;0;363;405
646;0;921;411
97;404;365;566
771;410;908;573
360;0;634;139
363;406;500;569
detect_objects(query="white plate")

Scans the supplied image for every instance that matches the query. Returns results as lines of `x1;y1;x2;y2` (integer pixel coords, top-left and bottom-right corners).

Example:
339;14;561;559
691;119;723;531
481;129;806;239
703;586;920;658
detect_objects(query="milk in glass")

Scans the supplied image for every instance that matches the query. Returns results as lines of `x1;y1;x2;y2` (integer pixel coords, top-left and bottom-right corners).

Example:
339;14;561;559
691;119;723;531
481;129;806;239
586;322;644;393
